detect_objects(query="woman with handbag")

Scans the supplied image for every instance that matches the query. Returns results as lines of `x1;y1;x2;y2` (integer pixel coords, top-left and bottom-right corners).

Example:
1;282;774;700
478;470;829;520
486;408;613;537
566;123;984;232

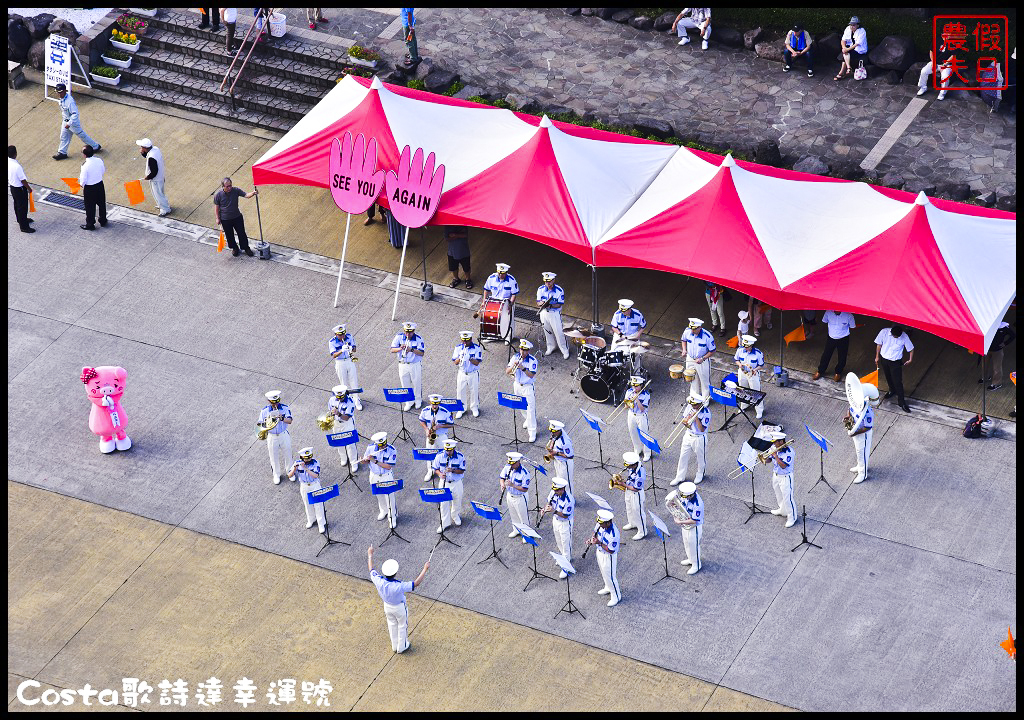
836;16;868;81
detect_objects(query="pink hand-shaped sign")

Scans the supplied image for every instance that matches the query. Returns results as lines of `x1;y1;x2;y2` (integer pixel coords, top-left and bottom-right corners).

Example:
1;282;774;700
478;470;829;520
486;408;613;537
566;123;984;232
329;132;384;215
384;145;445;229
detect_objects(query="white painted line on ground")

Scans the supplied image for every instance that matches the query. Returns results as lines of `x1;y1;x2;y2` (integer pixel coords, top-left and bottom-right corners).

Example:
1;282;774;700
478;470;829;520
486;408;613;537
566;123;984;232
860;97;928;171
378;15;405;40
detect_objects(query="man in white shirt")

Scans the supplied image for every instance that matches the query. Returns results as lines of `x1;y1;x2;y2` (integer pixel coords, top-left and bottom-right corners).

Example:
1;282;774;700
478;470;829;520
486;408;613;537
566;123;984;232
874;325;914;413
672;8;712;51
8;145;35;233
136;138;171;216
79;145;107;231
814;310;857;382
367;548;429;654
836;16;868;80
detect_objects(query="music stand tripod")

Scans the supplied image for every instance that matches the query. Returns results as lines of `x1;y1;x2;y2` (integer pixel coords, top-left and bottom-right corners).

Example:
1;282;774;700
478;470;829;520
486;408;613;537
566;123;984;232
650;520;685;586
552;553;584;619
515;523;555;592
498;392;527;452
327;429;363;492
638;428;663;504
472;501;508;568
808;436;836;494
420;486;461;549
383;387;415;443
374;479;409;547
524;459;548;517
742;468;768;524
580;409;613;475
791;505;822;552
309;484;350;557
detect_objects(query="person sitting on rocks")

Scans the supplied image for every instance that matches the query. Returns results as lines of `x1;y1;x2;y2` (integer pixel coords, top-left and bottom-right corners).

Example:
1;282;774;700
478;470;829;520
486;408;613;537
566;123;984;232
671;8;712;51
784;24;814;77
918;46;954;100
835;15;868;81
979;59;1004;113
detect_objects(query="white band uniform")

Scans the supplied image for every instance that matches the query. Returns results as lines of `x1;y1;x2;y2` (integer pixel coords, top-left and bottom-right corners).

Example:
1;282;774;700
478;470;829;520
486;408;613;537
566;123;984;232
452;339;482;416
432;447;466;529
674;404;711;486
365;440;399;527
292;456;326;532
259;401;292;483
681;324;716;399
392;330;425;409
625;384;652;461
330;331;362;410
537;281;570;358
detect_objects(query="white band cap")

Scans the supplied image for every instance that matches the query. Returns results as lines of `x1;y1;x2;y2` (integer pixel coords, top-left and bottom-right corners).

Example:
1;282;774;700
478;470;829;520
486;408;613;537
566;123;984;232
381;559;399;576
459;330;473;339
403;322;416;331
265;391;282;402
617;299;634;309
623;451;641;465
597;509;614;522
679;481;697;496
741;334;758;346
519;339;533;350
549;420;565;431
506;452;523;462
496;263;510;272
443;439;458;449
542;272;556;281
332;384;348;395
372;431;388;444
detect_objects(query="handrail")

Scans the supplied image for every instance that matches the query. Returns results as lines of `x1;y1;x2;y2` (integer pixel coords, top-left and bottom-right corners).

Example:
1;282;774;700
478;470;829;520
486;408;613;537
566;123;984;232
218;10;267;100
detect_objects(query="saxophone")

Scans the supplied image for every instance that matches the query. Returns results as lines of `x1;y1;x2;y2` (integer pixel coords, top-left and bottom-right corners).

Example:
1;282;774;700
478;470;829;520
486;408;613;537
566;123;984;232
544;437;556;463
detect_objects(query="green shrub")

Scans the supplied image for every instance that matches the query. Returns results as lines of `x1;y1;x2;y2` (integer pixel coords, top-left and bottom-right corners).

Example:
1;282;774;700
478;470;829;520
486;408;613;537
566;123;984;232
442;80;465;96
348;45;380;62
102;48;132;61
91;65;120;78
406;77;426;91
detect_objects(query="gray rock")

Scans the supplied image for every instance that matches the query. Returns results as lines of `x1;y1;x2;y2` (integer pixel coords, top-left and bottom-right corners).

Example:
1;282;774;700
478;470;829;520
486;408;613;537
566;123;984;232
629;15;654;32
974;191;996;207
544;104;576;118
581;8;596;17
654;12;676;32
47;17;79;44
882;70;902;85
504;93;540;113
452;84;484;100
715;27;744;48
881;171;905;189
816;32;841;64
565;8;582;16
867;35;916;73
754;139;782;167
939;183;971;201
621;114;674;139
904;179;937;196
27;38;45;70
382;69;407;84
903;61;927;86
793;155;829;175
744;27;763;50
831;161;864;181
596;9;620;21
28;12;56;39
611;10;634;24
423;69;458;94
8;17;32;62
995;194;1015;212
754;40;786;64
413;56;435;79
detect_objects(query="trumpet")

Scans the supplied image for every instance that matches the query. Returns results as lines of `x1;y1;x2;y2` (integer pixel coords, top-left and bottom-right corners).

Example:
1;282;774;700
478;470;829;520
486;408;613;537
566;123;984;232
543;437;556;463
608;473;631;492
506;354;523;377
316;412;336;432
757;438;795;464
256;413;280;440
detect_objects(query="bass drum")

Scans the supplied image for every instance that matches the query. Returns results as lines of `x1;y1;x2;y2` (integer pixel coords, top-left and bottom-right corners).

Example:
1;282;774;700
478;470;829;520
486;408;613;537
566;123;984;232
479;299;511;340
581;366;627;403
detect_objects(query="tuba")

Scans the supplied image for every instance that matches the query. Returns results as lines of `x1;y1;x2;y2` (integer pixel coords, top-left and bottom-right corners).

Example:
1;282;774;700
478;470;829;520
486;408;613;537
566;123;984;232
317;413;336;432
665;490;692;526
843;415;855;432
256;414;279;441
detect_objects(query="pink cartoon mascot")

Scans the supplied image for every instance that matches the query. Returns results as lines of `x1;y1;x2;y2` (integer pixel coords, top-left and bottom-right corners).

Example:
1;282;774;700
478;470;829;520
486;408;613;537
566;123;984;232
81;366;132;453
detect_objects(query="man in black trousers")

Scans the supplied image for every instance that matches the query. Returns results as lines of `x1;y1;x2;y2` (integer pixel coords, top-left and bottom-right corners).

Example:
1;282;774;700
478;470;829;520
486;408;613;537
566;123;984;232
79;145;107;231
8;146;35;233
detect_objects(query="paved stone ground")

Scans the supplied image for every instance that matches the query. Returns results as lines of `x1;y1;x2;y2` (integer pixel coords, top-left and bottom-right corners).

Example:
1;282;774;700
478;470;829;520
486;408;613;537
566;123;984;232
363;8;1016;198
6;202;1017;711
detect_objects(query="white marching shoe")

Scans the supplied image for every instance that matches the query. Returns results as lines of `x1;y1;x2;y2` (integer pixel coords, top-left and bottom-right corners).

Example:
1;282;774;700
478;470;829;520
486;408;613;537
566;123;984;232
607;598;620;606
558;570;568;579
319;525;326;534
273;476;281;485
455;411;464;420
670;478;682;486
622;524;635;531
680;558;692;566
377;511;388;521
687;565;700;575
472;409;479;417
632;532;646;541
853;474;866;484
509;530;519;538
305;520;315;529
785;518;797;528
770;508;785;516
598;588;611;596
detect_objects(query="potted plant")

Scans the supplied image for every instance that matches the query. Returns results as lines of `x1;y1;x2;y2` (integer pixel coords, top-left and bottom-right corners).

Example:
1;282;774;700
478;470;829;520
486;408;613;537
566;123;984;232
110;28;141;53
115;13;149;35
347;45;380;69
128;8;158;17
100;47;133;69
89;64;122;86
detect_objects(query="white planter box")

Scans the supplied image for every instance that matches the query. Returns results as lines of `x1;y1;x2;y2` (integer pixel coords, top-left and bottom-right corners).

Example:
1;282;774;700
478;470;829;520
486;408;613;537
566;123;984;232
100;54;132;69
89;72;122;86
347;55;378;69
129;8;158;17
110;39;141;54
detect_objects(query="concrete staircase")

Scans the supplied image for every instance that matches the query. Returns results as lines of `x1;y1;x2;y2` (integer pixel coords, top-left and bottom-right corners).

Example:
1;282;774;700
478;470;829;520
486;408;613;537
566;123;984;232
89;9;381;131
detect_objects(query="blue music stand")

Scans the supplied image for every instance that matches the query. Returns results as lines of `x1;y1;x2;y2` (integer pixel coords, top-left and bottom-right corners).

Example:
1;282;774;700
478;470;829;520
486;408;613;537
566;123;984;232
523;457;548;517
307;483;350;556
383;387;415;442
513;523;555;592
580;408;612;474
497;392;528;451
440;397;472;444
419;486;460;548
709;384;745;438
637;427;663;502
326;428;362;491
373;478;408;545
648;511;684;586
805;423;836;494
472;500;507;568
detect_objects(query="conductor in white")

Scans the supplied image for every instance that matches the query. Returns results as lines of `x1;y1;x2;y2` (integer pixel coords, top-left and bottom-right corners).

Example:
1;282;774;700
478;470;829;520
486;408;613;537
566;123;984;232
536;271;571;359
367;547;429;654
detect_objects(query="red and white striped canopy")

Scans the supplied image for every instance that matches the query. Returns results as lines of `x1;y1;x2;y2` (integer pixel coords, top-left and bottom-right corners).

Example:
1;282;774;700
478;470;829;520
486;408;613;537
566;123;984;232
252;75;1016;353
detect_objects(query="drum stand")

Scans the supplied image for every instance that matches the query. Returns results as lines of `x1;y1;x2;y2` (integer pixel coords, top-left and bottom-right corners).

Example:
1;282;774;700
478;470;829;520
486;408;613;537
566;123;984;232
743;469;769;523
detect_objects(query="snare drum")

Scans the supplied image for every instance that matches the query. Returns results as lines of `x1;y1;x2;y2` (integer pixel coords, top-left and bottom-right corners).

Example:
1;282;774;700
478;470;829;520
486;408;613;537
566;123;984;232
605;350;626;367
479;299;511;340
578;344;605;372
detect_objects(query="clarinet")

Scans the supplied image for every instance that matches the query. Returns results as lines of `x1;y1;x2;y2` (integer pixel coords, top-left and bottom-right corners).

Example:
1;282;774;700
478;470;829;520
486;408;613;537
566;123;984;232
581;528;601;559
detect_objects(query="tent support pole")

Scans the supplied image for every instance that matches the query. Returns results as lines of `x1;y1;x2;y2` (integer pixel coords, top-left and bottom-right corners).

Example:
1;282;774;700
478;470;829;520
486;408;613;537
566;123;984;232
333;212;352;308
591;265;599;326
420;227;428;287
391;227;411;321
255;191;264;245
778;309;784;369
981;356;987;418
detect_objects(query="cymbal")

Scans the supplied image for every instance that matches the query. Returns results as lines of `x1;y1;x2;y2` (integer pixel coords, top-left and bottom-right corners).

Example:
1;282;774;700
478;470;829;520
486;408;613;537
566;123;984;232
628;346;648;355
565;329;587;339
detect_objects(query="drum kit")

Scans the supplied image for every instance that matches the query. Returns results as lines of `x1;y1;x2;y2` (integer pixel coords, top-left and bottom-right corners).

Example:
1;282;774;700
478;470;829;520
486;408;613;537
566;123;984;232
566;327;649;404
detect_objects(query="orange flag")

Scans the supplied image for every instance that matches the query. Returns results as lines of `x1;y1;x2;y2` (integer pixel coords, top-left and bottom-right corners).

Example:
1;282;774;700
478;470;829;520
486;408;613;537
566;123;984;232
124;179;146;205
726;335;739;348
62;177;81;194
29;190;36;213
217;231;226;253
1000;627;1015;660
860;369;879;387
783;325;806;346
1010;371;1016;386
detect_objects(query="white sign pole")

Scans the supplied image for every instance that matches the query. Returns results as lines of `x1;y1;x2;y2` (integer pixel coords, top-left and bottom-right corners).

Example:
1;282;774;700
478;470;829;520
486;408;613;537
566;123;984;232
391;226;411;321
333;212;352;308
44;34;72;99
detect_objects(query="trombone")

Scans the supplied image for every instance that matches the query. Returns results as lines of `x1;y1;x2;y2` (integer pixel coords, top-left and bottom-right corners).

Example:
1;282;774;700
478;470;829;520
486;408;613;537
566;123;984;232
607;378;651;423
665;400;703;446
727;438;796;479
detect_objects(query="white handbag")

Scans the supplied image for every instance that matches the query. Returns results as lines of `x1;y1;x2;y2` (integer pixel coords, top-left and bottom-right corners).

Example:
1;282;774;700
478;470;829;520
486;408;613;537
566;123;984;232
854;60;867;81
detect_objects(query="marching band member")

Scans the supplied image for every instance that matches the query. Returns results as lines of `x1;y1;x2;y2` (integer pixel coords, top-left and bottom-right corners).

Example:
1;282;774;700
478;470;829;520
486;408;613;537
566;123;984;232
500;452;531;540
483;262;519;341
328;385;359;468
846;378;878;484
287;447;326;534
620;451;648;540
735;335;765;419
329;324;362;410
390;321;425;411
259;390;293;485
431;439;466;531
764;431;796;527
358;432;398;527
419;394;454;482
666;481;703;574
367;548;429;654
681;318;716;399
672;394;711;486
507;339;539;443
736;310;750;347
541;478;574;577
610;299;646;351
536;272;570;359
586;509;622;606
452;330;482;418
547;420;575;498
625;375;651;461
